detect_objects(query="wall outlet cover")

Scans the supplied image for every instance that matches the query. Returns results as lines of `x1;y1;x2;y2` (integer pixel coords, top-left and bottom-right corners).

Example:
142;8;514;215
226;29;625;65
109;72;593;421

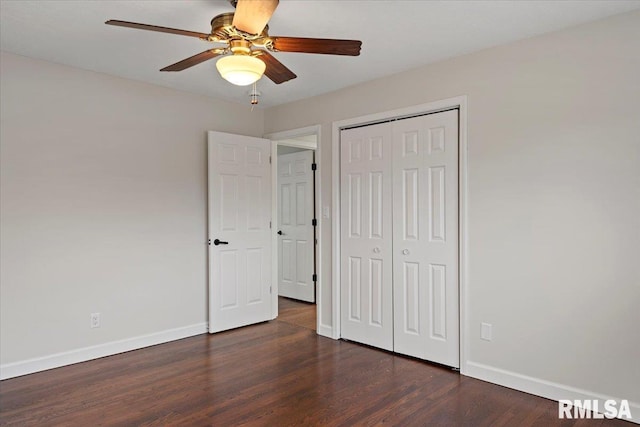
90;313;100;329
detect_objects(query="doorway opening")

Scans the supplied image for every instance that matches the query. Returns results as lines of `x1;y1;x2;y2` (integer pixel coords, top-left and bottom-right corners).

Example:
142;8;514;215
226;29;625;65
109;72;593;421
266;126;321;333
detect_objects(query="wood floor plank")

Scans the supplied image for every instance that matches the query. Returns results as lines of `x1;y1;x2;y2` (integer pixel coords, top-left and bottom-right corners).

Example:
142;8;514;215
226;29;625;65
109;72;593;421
0;306;631;426
277;296;317;330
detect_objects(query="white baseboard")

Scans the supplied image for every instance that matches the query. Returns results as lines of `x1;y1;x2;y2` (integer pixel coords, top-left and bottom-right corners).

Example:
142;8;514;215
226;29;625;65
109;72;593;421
464;361;638;424
0;323;208;380
317;323;337;340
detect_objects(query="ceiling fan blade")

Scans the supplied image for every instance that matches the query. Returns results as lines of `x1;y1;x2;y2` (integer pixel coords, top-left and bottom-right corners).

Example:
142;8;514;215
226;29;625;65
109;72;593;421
232;0;279;35
160;49;224;72
271;37;362;56
255;51;296;84
105;20;210;39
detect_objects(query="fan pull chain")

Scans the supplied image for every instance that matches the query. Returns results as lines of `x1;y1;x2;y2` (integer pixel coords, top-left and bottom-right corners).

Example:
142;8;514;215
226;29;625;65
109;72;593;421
250;81;260;110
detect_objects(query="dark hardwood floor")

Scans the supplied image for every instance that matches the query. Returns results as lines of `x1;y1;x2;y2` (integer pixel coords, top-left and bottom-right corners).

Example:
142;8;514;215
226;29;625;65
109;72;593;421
0;300;629;426
277;296;317;331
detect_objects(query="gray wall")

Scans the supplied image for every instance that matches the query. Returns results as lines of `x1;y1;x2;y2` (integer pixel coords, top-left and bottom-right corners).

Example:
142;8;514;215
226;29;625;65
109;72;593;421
0;52;264;366
264;11;640;406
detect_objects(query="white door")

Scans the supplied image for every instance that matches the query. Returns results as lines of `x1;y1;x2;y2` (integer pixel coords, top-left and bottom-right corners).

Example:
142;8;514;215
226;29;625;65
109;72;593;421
339;110;459;368
340;122;394;351
208;131;272;333
277;150;315;302
392;110;459;367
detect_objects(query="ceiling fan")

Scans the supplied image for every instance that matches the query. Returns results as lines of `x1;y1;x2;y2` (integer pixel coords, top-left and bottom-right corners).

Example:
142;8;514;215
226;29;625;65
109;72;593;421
106;0;362;87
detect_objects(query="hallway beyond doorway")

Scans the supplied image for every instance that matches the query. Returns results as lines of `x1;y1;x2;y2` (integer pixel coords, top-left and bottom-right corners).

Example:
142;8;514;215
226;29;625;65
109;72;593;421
278;296;316;331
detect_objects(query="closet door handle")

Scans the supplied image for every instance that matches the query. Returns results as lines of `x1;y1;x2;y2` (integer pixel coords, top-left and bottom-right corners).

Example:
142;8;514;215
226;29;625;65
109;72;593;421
373;247;381;254
402;249;410;255
213;239;229;246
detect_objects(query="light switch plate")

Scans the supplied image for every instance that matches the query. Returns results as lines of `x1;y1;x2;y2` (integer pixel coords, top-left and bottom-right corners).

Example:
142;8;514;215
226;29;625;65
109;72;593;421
481;322;492;341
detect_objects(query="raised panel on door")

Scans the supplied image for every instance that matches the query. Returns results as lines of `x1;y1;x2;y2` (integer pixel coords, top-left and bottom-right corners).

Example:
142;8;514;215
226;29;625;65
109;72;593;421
392;110;459;367
208;131;272;333
340;123;393;351
277;150;315;302
220;250;239;309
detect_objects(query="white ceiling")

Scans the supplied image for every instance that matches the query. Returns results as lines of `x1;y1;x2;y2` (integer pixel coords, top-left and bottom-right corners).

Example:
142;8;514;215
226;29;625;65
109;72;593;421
2;1;639;107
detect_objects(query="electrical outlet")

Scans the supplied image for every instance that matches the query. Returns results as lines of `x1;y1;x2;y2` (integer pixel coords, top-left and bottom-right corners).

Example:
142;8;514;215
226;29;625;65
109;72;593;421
90;312;100;329
481;322;492;341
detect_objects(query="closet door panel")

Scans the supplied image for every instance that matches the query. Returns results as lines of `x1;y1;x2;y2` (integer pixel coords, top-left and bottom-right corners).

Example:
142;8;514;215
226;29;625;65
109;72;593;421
392;110;459;367
340;123;393;351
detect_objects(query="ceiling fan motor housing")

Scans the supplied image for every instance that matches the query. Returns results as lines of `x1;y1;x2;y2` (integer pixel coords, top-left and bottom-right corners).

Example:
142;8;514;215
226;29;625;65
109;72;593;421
210;13;270;43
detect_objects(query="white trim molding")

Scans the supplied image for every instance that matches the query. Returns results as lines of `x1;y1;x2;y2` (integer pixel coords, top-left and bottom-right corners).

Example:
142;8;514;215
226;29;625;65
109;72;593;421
466;361;639;424
264;125;321;144
0;323;207;380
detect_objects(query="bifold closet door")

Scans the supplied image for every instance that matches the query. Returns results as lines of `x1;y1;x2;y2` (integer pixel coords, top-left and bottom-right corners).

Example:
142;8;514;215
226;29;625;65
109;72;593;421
392;110;459;367
340;122;394;351
339;109;459;368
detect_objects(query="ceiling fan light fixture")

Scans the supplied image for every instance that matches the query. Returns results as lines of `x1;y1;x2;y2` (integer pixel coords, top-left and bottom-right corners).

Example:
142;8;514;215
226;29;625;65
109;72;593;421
216;54;265;86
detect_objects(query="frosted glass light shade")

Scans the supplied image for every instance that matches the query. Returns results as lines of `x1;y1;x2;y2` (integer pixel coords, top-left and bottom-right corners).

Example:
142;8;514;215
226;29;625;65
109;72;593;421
216;55;266;86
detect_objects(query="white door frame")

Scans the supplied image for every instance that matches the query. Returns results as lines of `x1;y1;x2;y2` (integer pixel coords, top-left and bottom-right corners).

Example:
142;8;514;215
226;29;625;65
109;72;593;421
331;96;469;374
264;125;321;328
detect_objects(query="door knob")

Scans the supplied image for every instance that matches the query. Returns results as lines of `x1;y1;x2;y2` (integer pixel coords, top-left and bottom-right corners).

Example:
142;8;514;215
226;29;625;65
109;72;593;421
402;249;410;255
277;230;283;235
213;239;229;245
373;247;380;254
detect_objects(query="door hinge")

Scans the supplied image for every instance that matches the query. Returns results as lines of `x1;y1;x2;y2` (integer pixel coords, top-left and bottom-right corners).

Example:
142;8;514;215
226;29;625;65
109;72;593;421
315;238;318;245
269;156;272;164
269;221;272;229
270;285;272;294
312;274;317;282
312;218;317;226
311;163;317;171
